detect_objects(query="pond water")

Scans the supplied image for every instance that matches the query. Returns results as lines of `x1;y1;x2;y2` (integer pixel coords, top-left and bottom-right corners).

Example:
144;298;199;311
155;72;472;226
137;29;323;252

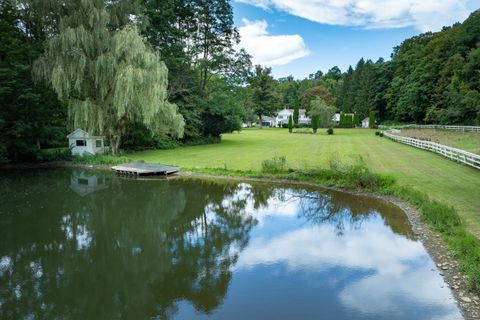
0;169;461;319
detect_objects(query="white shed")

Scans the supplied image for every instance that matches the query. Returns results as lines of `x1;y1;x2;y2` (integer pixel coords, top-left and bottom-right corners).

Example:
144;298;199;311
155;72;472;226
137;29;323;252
361;117;370;128
67;129;106;156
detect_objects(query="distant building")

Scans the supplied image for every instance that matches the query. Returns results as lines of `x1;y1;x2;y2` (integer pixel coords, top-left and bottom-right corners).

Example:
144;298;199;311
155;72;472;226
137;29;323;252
67;128;106;156
261;116;276;127
362;117;370;128
276;108;311;126
259;108;344;127
333;112;341;125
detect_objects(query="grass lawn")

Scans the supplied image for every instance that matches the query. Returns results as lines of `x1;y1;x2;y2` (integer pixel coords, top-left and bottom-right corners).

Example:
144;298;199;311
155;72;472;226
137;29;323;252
397;129;480;154
131;128;480;237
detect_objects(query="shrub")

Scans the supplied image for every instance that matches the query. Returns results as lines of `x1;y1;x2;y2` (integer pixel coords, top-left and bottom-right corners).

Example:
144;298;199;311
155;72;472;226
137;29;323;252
375;131;380;136
72;153;131;165
37;148;72;162
379;132;384;137
261;155;287;174
288;115;293;133
311;115;319;134
327;128;334;135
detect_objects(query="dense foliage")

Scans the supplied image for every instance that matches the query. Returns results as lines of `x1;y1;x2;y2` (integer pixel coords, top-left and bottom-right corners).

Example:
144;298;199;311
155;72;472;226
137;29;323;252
335;10;480;125
0;1;66;163
1;0;479;162
34;0;185;154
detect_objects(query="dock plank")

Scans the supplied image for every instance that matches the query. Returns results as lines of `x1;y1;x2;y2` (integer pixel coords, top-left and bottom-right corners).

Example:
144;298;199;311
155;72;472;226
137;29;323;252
111;162;179;176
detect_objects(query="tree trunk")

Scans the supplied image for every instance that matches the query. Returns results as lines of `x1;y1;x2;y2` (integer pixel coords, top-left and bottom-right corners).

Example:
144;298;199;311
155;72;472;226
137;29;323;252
258;115;262;129
36;137;41;149
110;136;121;156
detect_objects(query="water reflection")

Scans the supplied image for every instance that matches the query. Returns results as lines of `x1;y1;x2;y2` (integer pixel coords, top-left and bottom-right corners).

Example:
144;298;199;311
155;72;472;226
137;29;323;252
0;170;461;319
69;170;108;197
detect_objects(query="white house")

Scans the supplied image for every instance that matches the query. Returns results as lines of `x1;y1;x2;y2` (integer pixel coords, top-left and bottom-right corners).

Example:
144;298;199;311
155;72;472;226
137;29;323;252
67;128;106;156
260;108;344;127
275;108;311;126
361;117;370;128
261;116;276;127
70;171;108;197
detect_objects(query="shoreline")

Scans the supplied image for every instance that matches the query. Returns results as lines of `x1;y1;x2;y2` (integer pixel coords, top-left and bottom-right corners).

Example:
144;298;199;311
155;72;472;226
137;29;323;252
1;162;479;318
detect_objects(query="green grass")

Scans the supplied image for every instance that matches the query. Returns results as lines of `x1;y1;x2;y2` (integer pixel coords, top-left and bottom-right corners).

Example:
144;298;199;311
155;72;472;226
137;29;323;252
130;128;480;237
398;129;480;154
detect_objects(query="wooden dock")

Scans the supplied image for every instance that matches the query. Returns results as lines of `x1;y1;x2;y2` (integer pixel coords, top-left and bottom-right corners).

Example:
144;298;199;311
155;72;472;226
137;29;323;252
111;162;180;176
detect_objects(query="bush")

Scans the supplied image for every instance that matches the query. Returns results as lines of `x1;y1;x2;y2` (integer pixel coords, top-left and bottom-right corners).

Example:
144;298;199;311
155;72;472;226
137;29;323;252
375;131;380;136
37;148;72;162
72;153;131;165
261;155;287;174
327;128;334;135
379;132;384;137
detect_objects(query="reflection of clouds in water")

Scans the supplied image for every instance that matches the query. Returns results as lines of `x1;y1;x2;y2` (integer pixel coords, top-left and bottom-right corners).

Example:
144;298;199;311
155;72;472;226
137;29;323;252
339;267;461;319
60;214;92;251
0;256;13;278
235;221;460;318
236;222;423;275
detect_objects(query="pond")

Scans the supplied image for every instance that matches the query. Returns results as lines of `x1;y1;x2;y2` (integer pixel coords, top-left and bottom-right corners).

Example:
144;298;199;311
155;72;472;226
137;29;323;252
0;169;462;319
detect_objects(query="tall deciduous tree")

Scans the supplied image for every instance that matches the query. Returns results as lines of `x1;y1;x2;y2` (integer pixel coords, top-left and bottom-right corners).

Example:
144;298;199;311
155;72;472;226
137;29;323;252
249;65;278;127
309;97;336;128
34;0;184;154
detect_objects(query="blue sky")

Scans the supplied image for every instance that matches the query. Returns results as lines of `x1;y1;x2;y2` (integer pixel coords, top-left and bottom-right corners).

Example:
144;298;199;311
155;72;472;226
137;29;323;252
232;0;479;79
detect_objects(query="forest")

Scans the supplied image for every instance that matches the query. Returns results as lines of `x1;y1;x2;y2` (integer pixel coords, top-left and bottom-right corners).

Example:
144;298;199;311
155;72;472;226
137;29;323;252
0;0;479;163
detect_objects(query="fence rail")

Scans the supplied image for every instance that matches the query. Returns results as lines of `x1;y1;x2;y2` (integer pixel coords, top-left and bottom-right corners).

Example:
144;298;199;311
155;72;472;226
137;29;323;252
383;130;480;170
398;124;480;132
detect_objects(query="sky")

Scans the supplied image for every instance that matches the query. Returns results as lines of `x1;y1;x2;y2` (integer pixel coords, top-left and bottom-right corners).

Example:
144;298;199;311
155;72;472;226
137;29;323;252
232;0;480;79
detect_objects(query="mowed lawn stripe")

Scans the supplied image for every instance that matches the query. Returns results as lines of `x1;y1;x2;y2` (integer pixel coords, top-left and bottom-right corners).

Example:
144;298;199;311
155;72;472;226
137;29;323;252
131;128;480;236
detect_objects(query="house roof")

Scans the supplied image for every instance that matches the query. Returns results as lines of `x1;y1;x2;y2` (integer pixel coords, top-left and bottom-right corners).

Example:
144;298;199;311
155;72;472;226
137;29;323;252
277;108;307;116
262;116;276;121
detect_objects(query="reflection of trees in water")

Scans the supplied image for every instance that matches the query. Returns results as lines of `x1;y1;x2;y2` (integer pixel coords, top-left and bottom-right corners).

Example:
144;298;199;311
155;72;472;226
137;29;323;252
0;173;256;320
282;188;414;238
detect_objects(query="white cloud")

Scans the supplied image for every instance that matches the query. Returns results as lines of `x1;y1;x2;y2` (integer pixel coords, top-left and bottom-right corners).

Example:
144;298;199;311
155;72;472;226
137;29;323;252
238;19;309;67
237;0;475;32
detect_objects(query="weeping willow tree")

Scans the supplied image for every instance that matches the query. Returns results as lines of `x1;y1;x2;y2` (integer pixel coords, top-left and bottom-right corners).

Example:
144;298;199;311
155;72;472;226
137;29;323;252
34;0;184;154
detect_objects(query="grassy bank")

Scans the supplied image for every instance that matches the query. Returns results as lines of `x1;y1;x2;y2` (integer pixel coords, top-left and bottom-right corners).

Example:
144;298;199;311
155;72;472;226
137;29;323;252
397;128;480;154
187;157;480;292
130;128;480;237
70;128;480;292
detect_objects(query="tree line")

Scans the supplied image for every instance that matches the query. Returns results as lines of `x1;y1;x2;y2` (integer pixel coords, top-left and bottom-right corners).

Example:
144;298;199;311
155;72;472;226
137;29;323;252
0;0;478;163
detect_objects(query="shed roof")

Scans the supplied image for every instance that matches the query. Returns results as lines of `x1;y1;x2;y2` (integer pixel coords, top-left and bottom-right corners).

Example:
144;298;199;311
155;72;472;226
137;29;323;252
67;128;104;139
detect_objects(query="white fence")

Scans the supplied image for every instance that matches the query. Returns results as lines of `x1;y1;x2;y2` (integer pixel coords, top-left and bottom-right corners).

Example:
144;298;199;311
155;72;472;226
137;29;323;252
383;130;480;170
401;124;480;132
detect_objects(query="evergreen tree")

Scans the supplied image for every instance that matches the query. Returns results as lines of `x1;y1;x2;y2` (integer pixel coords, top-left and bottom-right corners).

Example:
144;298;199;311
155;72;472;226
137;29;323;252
311;115;319;134
34;0;184;154
369;111;376;128
293;105;299;127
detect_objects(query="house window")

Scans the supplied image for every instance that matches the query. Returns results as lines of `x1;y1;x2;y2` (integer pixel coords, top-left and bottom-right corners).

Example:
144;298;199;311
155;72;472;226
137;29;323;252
76;140;86;146
96;140;102;148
